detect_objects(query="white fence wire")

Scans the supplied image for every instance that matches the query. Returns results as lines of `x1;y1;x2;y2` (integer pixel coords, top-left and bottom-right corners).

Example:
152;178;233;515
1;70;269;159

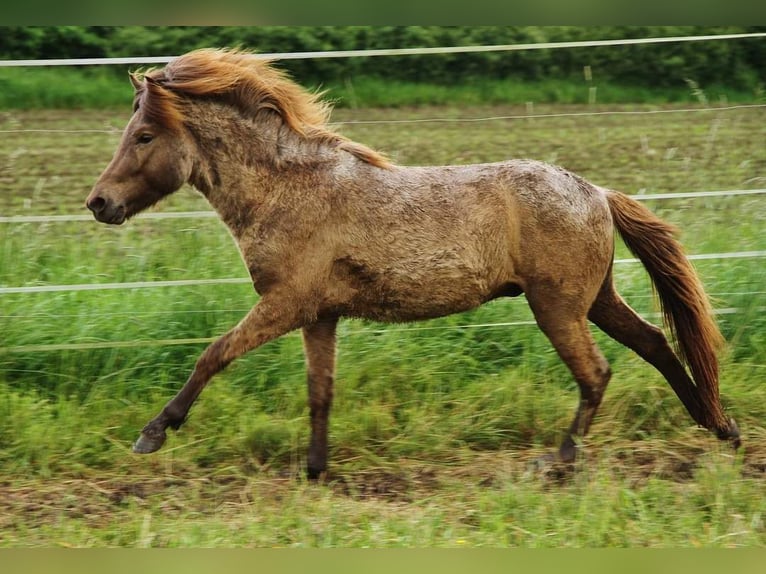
1;32;765;67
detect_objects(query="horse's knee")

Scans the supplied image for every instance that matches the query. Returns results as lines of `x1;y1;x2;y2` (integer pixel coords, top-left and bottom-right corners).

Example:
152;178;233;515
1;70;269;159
596;357;611;383
578;358;611;406
593;361;612;402
308;382;333;416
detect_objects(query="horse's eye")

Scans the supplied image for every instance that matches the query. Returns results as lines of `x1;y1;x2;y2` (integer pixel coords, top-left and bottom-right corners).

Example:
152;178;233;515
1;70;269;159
137;133;154;145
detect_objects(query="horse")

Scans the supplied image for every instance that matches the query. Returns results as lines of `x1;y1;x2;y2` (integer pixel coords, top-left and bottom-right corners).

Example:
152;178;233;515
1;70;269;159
86;48;740;479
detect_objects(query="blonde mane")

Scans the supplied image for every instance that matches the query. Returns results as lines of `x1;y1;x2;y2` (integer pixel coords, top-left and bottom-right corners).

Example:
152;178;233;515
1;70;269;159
137;48;390;168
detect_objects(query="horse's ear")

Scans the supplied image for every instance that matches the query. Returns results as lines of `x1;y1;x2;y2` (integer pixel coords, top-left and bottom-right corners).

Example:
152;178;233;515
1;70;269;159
129;73;143;92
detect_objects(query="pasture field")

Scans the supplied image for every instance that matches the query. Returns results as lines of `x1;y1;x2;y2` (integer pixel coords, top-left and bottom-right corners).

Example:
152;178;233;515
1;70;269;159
0;102;765;547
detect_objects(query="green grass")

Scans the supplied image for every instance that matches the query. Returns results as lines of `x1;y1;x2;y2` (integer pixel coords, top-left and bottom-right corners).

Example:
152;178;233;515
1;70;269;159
0;104;765;547
0;66;763;110
0;67;132;109
332;77;764;108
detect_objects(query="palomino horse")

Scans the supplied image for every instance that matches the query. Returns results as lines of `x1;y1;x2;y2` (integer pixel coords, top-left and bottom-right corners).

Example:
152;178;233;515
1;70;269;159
86;48;739;478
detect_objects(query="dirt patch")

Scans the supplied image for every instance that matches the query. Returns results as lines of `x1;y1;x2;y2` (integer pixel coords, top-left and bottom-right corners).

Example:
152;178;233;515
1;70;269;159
329;466;441;502
1;436;764;524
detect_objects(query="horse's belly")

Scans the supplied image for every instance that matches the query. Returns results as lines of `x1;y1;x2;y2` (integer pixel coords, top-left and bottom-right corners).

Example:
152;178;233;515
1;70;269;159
347;270;491;323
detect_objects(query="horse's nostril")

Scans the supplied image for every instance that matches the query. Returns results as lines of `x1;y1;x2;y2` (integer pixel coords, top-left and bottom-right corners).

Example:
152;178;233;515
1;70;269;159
87;196;106;213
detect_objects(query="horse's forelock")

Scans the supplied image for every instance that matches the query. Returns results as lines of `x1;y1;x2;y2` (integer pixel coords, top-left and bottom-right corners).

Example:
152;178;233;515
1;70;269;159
139;74;184;131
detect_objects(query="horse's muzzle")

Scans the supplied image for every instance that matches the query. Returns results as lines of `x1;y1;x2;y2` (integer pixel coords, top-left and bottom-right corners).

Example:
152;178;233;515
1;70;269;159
86;195;126;225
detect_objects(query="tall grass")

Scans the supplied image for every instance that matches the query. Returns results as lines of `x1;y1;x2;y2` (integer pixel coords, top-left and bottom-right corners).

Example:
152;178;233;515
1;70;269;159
333;77;763;108
0;67;132;109
0;67;763;110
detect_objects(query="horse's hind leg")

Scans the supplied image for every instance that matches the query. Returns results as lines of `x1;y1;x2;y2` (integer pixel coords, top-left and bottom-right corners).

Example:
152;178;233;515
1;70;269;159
587;276;740;445
302;317;338;480
527;294;612;463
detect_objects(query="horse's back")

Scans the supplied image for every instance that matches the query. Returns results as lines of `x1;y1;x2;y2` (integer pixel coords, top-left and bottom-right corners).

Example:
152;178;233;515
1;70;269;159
396;158;614;302
380;158;613;263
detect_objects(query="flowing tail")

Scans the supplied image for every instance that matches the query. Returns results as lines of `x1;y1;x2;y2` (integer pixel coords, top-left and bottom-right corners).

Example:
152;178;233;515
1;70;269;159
605;190;732;434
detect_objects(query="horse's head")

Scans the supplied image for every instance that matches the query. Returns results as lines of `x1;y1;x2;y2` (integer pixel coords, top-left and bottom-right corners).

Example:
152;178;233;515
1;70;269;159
86;73;195;225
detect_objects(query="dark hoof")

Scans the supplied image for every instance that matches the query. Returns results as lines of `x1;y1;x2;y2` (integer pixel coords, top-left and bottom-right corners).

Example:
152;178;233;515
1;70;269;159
530;452;558;470
306;466;327;481
529;452;574;480
132;430;166;454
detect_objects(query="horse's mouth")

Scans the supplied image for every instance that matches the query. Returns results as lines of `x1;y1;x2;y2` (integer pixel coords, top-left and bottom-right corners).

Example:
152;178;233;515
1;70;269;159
93;205;126;225
86;193;128;225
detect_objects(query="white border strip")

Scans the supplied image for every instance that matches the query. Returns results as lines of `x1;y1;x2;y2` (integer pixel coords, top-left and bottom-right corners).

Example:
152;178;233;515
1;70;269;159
1;33;765;67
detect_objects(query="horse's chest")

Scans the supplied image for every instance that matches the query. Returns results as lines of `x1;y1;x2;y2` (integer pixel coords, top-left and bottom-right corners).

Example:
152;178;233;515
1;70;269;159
237;239;285;295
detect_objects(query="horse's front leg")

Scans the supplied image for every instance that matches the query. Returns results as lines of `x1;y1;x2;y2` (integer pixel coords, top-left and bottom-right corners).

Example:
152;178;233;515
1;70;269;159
302;318;338;480
133;296;302;454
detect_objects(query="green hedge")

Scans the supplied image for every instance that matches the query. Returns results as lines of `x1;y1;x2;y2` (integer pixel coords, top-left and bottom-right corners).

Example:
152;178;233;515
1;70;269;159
2;26;765;90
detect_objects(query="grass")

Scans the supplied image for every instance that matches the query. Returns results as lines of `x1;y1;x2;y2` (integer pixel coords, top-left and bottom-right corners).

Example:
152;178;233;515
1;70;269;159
0;67;132;109
0;66;763;110
333;77;764;108
0;102;765;547
1;447;763;547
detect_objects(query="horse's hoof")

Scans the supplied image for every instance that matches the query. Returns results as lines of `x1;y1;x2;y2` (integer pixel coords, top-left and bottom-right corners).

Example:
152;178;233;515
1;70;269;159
530;452;557;471
132;431;166;454
528;452;575;481
306;466;327;482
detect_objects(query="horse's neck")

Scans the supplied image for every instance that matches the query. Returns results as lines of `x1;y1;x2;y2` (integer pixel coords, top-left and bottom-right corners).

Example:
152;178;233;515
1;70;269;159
185;107;336;237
